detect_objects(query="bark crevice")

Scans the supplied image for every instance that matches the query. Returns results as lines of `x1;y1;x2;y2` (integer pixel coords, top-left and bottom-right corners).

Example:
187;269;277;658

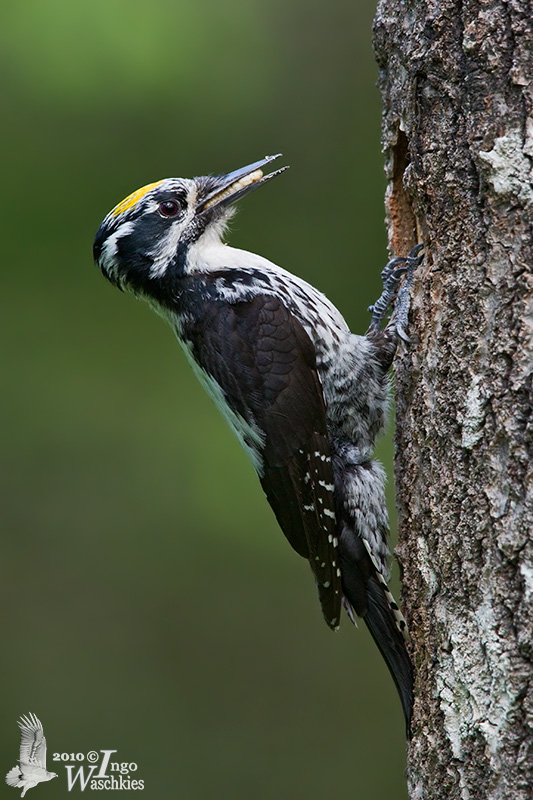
389;128;418;254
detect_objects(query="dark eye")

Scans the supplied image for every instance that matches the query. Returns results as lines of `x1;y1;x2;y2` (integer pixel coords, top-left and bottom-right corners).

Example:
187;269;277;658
158;200;182;218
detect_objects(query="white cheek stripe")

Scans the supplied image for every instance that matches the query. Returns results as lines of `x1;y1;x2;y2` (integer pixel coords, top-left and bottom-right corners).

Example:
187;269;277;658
149;220;184;278
149;205;197;279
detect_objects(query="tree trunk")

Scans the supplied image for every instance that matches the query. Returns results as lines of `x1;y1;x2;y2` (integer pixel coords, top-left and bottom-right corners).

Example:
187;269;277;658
373;1;533;798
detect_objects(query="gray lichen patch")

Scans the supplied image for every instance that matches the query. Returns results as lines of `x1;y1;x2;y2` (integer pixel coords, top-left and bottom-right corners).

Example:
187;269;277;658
479;132;533;205
458;374;487;450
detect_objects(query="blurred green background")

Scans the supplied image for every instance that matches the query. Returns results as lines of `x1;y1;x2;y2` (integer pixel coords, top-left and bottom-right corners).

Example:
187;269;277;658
1;1;409;798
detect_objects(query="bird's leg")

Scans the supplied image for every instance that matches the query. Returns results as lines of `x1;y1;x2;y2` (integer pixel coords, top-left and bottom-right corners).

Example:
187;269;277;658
389;243;424;342
365;244;424;370
367;244;424;337
367;257;407;333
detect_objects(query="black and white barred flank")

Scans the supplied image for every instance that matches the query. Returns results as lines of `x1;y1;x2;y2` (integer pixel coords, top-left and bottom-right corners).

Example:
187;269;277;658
93;156;420;731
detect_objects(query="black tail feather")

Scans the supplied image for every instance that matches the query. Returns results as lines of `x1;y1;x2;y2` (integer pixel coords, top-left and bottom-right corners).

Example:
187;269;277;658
362;576;414;735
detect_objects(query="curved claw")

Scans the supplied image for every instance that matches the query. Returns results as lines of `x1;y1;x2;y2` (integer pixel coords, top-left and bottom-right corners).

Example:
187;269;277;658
396;325;414;343
391;266;407;281
405;243;425;272
408;243;424;258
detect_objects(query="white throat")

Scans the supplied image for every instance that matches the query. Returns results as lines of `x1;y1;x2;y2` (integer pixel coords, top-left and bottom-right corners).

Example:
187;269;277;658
185;226;279;276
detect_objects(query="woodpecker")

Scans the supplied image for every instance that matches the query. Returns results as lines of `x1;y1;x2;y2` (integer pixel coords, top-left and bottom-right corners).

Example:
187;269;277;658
93;155;421;731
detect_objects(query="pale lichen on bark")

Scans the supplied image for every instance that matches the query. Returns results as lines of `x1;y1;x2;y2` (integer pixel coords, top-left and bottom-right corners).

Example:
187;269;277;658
373;1;532;798
479;132;533;204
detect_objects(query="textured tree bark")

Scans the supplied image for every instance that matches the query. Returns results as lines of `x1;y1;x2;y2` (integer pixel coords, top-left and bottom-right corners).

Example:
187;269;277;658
372;1;532;798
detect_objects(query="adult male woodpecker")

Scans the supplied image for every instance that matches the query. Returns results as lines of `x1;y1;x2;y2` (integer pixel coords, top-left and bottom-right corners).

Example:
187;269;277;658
93;155;421;730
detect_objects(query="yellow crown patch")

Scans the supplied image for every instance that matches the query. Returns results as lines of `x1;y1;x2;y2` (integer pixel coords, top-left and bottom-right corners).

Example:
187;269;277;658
111;180;164;217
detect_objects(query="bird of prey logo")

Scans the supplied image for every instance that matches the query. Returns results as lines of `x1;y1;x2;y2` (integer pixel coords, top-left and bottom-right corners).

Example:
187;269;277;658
5;714;58;797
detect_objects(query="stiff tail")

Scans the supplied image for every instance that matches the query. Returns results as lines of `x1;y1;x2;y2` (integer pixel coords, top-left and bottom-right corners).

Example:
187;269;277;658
338;529;414;733
362;576;414;735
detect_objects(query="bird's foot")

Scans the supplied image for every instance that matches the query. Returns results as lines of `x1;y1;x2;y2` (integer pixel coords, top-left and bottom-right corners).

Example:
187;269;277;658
390;243;424;342
367;244;424;339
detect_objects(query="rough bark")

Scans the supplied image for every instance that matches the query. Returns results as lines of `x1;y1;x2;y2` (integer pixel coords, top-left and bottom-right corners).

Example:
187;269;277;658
372;1;533;798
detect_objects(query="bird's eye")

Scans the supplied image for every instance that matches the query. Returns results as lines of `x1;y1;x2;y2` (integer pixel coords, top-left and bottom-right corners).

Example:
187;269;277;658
158;200;182;218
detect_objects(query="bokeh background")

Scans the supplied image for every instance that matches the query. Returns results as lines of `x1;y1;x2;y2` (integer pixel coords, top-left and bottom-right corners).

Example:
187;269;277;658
1;1;409;798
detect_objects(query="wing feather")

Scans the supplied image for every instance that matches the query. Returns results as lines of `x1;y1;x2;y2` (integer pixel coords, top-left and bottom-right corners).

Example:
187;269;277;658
18;713;47;768
189;293;342;627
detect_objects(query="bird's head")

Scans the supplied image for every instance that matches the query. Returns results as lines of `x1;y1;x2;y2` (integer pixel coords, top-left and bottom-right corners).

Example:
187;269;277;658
93;154;288;296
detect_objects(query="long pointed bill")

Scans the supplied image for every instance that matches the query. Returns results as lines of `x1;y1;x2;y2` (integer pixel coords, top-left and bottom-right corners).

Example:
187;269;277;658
197;154;289;213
